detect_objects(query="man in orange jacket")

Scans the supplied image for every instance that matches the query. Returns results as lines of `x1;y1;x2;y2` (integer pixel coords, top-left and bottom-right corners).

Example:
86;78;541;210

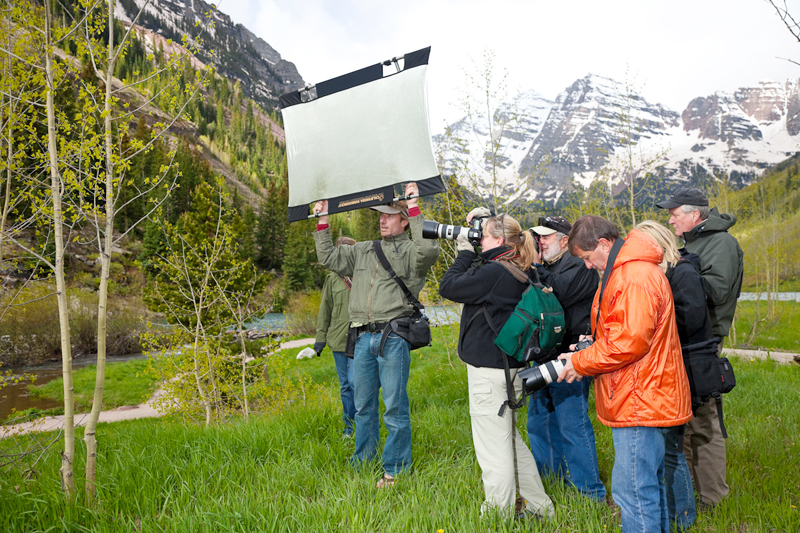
557;215;692;533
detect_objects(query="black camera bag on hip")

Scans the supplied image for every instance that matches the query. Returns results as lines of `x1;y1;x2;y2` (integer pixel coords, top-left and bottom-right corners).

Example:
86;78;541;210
372;241;432;354
681;337;736;438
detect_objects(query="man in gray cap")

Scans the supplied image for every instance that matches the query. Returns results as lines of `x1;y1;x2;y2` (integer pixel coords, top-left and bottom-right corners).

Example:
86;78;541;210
657;187;744;511
313;182;439;488
526;216;606;502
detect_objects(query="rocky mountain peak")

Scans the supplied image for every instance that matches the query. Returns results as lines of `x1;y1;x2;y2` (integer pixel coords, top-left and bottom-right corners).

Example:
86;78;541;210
117;0;304;107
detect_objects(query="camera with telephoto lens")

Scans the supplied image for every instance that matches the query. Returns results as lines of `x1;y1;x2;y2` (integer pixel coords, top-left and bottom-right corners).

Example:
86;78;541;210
518;359;567;395
422;217;484;246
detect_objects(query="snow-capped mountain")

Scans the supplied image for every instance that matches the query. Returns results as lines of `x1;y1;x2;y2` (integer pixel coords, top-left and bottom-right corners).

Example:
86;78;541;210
435;89;554;201
115;0;304;107
440;74;800;206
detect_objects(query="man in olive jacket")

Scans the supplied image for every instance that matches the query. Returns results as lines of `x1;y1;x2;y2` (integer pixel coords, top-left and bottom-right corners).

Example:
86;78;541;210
658;187;744;510
312;182;439;487
315;237;357;437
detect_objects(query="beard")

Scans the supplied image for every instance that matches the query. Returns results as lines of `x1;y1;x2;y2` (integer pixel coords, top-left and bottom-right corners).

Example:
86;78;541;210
542;245;563;262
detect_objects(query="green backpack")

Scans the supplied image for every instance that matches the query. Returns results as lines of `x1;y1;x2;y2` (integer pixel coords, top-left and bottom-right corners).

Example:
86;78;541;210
491;262;566;364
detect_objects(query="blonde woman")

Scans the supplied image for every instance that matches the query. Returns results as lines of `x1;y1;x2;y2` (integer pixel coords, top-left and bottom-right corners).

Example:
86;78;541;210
636;220;713;532
439;210;554;520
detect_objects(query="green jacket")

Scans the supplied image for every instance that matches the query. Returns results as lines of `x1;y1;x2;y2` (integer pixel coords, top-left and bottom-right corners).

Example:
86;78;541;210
313;214;439;325
682;207;744;338
315;273;352;351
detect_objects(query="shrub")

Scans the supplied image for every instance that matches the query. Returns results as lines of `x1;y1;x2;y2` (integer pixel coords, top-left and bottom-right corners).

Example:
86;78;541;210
0;284;147;365
284;290;321;336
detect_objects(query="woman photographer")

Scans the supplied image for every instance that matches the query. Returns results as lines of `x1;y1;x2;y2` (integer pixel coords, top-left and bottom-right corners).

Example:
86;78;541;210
636;220;713;532
439;210;554;520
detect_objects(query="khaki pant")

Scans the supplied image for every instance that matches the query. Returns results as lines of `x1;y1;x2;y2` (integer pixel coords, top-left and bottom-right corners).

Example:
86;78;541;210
467;364;554;518
683;337;730;505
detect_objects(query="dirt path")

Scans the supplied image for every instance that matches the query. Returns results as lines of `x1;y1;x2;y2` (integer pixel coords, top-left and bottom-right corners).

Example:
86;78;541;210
0;338;316;438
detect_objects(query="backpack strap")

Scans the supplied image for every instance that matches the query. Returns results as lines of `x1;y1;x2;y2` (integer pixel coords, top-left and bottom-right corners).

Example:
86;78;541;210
712;392;728;439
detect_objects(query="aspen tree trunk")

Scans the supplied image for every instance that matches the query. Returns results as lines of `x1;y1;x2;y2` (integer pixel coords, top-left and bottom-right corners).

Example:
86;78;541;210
238;331;249;420
0;11;12;270
85;0;117;501
1;96;11;270
44;0;76;498
194;318;213;425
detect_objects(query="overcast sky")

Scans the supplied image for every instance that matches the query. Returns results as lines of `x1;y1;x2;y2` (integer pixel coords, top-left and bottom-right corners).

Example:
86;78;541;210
221;0;800;134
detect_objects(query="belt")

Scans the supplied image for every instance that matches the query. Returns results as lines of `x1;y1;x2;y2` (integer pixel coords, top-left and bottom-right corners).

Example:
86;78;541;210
355;322;390;334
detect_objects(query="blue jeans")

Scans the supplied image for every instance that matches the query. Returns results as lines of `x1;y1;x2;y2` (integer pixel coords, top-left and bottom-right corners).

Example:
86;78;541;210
333;351;356;436
611;426;670;533
527;377;606;501
351;331;411;476
665;425;695;531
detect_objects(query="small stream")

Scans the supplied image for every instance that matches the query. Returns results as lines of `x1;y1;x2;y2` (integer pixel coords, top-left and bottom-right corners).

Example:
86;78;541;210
1;353;148;421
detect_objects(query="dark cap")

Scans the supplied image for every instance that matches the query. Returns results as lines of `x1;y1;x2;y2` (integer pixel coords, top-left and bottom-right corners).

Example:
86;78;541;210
531;216;572;236
656;187;709;209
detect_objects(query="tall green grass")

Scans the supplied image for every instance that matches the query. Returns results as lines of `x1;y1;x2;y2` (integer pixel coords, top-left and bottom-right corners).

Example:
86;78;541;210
1;330;798;532
731;301;800;353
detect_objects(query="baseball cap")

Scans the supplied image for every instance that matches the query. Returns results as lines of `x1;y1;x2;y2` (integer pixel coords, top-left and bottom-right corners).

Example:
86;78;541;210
531;216;572;236
370;201;409;218
656;188;709;209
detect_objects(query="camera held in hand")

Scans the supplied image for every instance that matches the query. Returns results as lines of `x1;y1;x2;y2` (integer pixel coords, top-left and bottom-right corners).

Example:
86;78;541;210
422;217;484;247
518;358;567;395
574;339;594;351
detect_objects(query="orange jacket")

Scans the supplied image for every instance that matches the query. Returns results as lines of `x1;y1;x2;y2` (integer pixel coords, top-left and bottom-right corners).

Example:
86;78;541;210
572;229;692;428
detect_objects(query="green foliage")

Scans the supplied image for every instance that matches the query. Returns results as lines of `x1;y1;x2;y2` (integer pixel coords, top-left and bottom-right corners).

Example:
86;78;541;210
0;284;146;366
144;179;266;335
1;333;798;532
282;218;324;293
284;290;322;336
143;179;268;424
254;179;288;271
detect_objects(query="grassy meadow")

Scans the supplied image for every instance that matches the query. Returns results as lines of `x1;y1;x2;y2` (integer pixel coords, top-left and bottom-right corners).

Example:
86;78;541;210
1;326;798;532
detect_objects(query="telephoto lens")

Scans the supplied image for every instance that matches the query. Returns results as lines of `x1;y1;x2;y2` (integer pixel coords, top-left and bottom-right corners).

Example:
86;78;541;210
519;358;567;395
422;219;484;245
422;220;465;240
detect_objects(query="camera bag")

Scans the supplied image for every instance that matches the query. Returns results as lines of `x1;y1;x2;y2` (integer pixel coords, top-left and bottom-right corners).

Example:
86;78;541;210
372;241;432;354
491;262;566;364
681;337;736;438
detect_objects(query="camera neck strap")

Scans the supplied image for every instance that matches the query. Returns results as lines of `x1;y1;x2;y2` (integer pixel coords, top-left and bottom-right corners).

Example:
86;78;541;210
372;240;423;311
593;237;625;339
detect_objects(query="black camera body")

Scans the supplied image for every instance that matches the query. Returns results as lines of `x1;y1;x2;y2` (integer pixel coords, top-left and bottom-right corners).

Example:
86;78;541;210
422;218;484;246
574;339;594;351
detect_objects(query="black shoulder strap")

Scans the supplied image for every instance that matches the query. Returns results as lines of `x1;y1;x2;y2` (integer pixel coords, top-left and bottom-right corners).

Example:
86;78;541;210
593;238;625;339
372;240;422;309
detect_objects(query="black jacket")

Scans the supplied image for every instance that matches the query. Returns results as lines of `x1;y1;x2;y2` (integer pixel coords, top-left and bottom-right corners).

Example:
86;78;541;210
666;250;714;346
537;251;599;350
439;246;528;369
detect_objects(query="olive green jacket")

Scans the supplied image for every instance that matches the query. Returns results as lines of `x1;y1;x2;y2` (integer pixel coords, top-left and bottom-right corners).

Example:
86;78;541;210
315;273;351;352
682;207;744;338
313;214;439;325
